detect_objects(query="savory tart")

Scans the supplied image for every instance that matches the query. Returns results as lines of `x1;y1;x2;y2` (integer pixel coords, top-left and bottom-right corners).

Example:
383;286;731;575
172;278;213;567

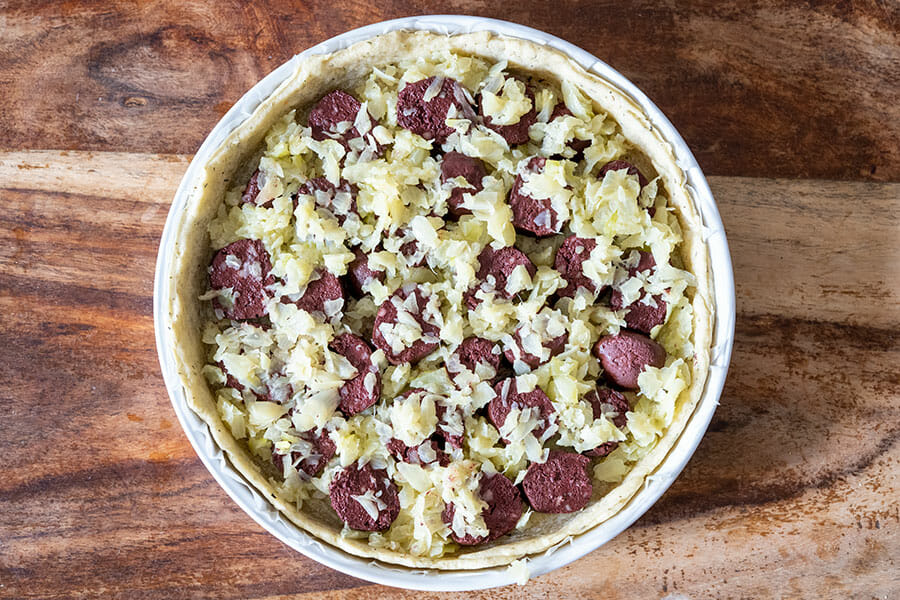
164;30;712;569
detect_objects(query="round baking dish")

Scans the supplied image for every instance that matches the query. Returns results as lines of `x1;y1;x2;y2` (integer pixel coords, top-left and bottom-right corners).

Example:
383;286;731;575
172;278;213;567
154;15;735;591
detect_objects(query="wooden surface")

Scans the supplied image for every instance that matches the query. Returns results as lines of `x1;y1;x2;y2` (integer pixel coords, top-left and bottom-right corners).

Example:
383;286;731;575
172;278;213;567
1;2;898;599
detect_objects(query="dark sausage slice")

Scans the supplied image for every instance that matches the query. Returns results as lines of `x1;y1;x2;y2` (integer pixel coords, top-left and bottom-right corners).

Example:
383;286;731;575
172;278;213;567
550;103;591;154
503;326;568;370
609;250;667;334
240;169;273;207
295;177;358;225
285;269;344;318
372;285;441;365
583;387;630;458
554;235;601;298
488;378;556;442
329;463;400;531
478;78;536;146
399;238;427;268
330;333;381;416
441;472;523;545
308;90;381;155
447;337;502;381
597;160;654;216
209;238;275;320
464;245;536;310
272;428;336;478
255;372;294;404
597;160;649;188
508;157;567;237
441;151;486;217
593;330;666;389
217;360;244;391
345;248;385;296
435;403;465;449
387;438;450;467
522;451;592;513
397;77;474;143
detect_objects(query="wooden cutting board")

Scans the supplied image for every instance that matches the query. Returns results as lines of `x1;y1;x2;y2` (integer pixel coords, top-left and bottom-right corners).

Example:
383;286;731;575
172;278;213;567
1;1;899;598
1;151;897;599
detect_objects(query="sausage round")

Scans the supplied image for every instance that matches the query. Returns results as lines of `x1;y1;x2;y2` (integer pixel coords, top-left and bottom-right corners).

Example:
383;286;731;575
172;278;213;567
447;336;503;381
308;90;381;155
286;269;344;318
209;238;275;320
330;333;381;416
465;245;536;310
609;250;667;333
441;472;523;545
593;330;666;389
503;326;568;370
583;387;630;458
329;463;400;531
272;428;336;478
479;78;536;146
554;235;601;298
372;285;441;365
508;157;567;237
440;151;486;217
522;450;593;513
344;248;385;296
488;378;556;442
396;77;475;143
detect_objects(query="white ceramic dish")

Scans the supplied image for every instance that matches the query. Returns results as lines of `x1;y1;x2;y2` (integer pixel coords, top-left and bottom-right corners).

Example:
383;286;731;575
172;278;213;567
153;15;735;591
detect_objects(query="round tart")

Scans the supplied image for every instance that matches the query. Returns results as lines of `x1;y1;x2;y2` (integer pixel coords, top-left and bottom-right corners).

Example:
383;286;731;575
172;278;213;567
165;30;713;570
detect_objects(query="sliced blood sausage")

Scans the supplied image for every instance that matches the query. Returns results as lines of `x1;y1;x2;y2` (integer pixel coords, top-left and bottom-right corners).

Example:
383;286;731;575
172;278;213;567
308;90;380;155
399;238;427;268
387;438;450;467
550;103;591;153
209;238;275;320
295;177;358;225
330;333;381;416
522;450;592;513
217;360;244;391
435;403;466;449
598;160;654;216
465;245;536;309
372;285;441;365
593;330;666;389
329;463;400;531
256;372;294;404
217;362;293;404
583;387;630;458
503;326;568;370
609;250;667;333
447;336;502;380
598;160;649;188
272;428;336;478
479;78;536;146
554;235;601;298
441;151;486;217
441;472;523;545
488;378;556;442
285;269;344;317
508;157;567;237
345;249;385;296
240;169;272;207
397;77;474;143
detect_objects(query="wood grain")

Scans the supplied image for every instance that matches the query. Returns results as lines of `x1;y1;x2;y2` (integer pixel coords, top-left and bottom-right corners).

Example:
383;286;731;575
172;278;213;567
0;151;897;599
1;1;898;181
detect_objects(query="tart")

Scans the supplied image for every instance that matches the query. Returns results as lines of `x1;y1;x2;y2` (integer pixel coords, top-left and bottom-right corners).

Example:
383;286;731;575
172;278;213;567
165;30;712;569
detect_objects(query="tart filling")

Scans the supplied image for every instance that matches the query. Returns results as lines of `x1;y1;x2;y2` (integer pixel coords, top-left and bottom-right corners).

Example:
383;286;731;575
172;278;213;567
172;30;712;570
